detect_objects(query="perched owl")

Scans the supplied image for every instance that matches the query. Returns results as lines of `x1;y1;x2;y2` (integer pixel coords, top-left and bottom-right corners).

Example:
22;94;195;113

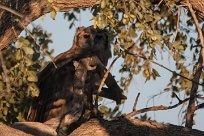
27;26;126;132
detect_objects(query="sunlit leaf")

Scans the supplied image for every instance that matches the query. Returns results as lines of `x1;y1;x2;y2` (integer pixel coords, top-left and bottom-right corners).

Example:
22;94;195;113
27;71;38;82
99;105;109;113
22;47;34;55
50;10;57;20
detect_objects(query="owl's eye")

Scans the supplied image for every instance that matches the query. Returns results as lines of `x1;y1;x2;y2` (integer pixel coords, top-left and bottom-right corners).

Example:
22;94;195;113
83;34;90;39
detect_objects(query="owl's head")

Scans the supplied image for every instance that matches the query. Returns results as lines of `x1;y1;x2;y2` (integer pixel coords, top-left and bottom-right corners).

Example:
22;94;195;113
72;26;112;66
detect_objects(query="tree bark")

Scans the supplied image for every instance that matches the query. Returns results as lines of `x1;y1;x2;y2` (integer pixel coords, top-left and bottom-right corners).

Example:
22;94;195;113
70;118;204;136
0;123;32;136
1;118;204;136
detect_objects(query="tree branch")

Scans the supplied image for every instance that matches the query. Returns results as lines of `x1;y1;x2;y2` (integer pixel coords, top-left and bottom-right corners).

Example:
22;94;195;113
125;97;190;119
133;92;140;111
0;4;24;19
95;56;119;109
196;103;204;110
173;6;181;42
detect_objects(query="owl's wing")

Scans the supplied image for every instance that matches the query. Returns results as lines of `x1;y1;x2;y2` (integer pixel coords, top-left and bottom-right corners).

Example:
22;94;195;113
27;47;95;122
27;49;78;122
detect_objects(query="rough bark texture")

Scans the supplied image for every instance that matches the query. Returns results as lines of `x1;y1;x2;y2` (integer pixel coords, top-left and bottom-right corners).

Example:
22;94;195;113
0;123;32;136
70;118;204;136
1;118;204;136
189;0;204;21
12;122;57;136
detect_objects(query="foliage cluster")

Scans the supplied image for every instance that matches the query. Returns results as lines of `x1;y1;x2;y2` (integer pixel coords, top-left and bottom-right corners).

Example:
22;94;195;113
0;27;53;124
94;0;204;94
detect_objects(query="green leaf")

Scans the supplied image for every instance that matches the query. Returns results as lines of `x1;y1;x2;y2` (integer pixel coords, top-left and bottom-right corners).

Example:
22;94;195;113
101;0;106;8
129;27;137;38
98;96;103;102
143;69;150;78
2;107;8;115
22;47;34;55
99;105;109;113
24;56;33;66
50;10;57;20
28;83;39;97
27;71;38;82
152;68;160;77
16;37;30;48
15;50;22;60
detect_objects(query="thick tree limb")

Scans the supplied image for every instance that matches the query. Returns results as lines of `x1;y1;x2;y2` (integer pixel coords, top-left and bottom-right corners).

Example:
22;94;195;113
189;0;204;21
69;118;204;136
1;118;204;136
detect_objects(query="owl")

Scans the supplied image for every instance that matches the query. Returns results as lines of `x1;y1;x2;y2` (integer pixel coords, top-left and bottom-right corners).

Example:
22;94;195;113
27;26;126;132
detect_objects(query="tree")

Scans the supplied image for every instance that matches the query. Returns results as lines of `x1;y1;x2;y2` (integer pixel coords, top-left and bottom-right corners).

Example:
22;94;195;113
0;0;204;135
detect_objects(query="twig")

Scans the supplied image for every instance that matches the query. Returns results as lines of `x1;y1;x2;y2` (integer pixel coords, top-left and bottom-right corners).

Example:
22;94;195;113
124;50;203;86
0;50;11;92
95;56;119;108
125;96;190;119
173;92;182;103
133;92;140;111
0;4;23;18
98;56;120;93
197;96;204;100
157;0;164;7
173;6;181;42
126;33;143;51
185;0;204;66
196;103;204;110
